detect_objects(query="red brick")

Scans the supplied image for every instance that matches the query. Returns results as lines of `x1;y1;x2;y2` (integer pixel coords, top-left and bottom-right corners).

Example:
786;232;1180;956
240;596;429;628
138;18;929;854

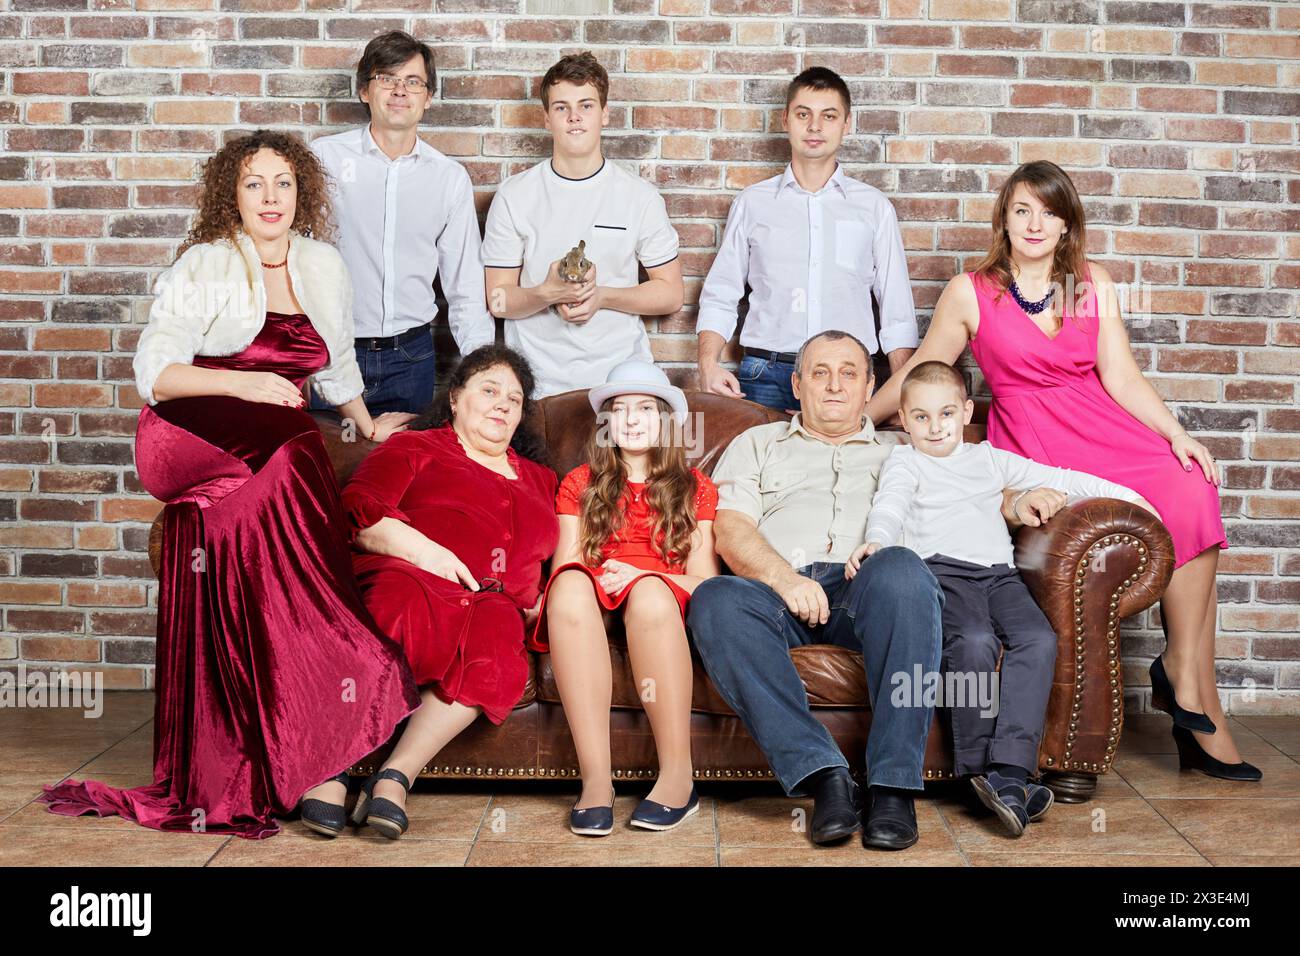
0;582;62;605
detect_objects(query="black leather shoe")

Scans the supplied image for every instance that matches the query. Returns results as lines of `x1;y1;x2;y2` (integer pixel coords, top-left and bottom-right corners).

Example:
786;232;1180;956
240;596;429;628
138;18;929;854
807;767;862;845
299;770;350;838
352;767;413;839
1172;726;1263;782
862;786;919;851
1150;655;1216;734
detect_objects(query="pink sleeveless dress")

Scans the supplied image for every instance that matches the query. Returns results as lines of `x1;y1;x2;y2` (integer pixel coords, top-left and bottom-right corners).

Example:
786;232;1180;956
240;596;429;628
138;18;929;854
967;270;1226;570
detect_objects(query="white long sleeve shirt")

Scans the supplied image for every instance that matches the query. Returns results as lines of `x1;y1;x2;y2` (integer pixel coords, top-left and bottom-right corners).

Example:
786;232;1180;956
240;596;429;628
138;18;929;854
865;441;1144;568
310;126;495;352
696;163;919;356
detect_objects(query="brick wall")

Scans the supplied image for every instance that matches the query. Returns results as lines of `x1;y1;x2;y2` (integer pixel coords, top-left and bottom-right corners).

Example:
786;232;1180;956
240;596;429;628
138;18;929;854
1;1;1297;713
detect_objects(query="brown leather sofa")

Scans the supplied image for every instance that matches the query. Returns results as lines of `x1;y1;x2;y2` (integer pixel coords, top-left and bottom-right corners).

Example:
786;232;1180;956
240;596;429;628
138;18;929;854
147;390;1174;802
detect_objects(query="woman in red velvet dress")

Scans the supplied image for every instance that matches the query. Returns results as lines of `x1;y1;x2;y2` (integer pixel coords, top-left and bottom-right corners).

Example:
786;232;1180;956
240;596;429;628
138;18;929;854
340;345;560;840
531;361;719;836
36;131;421;839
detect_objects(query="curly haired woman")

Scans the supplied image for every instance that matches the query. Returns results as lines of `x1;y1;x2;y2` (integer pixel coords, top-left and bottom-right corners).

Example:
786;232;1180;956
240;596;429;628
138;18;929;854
36;130;422;839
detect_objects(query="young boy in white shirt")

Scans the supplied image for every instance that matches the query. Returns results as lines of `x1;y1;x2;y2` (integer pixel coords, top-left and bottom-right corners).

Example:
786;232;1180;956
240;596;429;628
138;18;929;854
847;361;1156;836
482;52;684;398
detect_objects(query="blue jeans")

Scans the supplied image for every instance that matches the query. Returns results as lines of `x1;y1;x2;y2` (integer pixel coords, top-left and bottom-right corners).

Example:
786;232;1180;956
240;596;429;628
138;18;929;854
687;547;944;795
309;326;437;415
737;354;800;413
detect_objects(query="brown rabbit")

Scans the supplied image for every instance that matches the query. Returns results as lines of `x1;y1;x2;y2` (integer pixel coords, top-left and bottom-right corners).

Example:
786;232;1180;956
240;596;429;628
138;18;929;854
559;240;592;283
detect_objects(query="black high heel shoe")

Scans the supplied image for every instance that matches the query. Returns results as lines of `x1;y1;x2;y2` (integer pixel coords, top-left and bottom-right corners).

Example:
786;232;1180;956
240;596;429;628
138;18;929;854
1149;655;1216;734
351;767;412;839
1172;726;1263;782
299;770;351;838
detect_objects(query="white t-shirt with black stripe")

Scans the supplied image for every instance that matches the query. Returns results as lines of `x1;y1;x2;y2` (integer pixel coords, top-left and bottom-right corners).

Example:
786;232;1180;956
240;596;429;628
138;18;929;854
482;158;679;398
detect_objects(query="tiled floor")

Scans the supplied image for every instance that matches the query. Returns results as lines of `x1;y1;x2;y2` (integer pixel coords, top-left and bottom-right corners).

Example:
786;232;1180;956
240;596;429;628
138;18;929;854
2;692;1297;867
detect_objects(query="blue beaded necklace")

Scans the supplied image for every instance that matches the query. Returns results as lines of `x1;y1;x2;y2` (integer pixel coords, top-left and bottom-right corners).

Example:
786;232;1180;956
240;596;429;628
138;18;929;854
1009;279;1054;315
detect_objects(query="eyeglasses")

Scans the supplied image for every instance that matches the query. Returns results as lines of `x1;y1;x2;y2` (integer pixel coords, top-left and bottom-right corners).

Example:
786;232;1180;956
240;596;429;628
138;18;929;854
479;577;505;593
372;74;429;93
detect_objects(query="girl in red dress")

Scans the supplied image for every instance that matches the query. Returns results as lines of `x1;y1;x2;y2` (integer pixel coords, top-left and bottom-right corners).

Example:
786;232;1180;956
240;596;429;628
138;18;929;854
531;361;719;835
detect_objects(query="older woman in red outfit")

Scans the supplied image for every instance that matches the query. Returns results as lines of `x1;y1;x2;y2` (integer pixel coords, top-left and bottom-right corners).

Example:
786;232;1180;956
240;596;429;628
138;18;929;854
341;345;560;839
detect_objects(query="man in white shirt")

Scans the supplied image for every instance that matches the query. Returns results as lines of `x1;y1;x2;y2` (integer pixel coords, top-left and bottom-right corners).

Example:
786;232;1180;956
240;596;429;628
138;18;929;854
697;67;918;413
311;31;495;415
482;52;684;399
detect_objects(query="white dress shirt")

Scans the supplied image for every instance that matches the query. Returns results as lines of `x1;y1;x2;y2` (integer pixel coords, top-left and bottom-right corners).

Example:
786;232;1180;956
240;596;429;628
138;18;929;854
310;126;495;351
481;158;679;398
697;163;919;356
865;441;1143;568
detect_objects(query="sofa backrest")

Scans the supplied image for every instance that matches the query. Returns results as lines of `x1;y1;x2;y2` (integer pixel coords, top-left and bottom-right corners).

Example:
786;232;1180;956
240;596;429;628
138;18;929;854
533;389;789;479
313;392;992;488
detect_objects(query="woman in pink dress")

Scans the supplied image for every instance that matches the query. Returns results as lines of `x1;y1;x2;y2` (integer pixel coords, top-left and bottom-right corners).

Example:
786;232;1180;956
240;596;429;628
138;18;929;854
868;160;1258;782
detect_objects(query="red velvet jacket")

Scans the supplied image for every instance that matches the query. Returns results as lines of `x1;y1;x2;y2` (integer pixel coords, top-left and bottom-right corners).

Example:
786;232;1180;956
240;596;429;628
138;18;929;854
341;426;559;612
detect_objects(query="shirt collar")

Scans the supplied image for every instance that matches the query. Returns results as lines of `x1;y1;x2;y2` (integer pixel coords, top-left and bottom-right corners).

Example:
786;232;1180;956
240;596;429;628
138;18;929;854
778;411;878;445
362;125;425;163
777;162;849;199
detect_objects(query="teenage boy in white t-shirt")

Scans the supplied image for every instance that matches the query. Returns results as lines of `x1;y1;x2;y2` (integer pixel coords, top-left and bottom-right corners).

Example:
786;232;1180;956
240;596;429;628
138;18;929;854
482;52;684;398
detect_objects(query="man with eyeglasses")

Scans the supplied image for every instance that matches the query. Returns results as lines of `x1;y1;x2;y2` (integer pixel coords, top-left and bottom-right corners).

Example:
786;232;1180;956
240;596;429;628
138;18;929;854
311;31;494;415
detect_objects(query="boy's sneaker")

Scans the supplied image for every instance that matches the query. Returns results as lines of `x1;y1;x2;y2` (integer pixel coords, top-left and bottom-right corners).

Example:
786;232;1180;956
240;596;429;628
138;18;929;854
971;772;1029;837
1025;780;1054;822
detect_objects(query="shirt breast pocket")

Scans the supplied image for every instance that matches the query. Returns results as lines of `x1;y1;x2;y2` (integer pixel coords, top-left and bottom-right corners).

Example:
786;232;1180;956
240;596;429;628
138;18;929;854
584;225;635;279
758;468;806;509
833;219;872;273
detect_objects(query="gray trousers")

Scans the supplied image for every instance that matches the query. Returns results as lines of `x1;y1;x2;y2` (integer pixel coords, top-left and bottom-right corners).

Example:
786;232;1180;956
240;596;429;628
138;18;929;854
925;555;1058;777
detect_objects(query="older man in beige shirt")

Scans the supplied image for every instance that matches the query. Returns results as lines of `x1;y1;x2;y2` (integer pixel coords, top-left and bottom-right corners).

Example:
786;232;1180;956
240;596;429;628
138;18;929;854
688;331;1066;851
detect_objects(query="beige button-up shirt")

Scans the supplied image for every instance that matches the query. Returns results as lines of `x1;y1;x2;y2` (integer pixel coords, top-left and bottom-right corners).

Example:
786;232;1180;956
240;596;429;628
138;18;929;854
712;414;901;568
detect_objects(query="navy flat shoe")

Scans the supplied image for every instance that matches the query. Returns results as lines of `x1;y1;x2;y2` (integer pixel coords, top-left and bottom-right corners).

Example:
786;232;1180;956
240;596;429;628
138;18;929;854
570;787;615;837
1025;780;1055;823
629;786;699;831
971;772;1029;837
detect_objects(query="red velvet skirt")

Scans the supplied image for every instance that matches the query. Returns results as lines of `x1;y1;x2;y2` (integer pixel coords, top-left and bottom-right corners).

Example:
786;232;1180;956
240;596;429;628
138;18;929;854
353;554;532;725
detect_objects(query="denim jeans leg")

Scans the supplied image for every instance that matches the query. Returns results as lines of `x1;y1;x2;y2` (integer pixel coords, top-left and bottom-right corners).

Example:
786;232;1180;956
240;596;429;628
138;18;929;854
688;575;848;795
363;329;435;415
737;356;800;413
824;547;943;791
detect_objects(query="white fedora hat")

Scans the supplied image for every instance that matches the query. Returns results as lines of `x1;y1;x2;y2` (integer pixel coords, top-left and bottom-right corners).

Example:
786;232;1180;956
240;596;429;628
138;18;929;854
587;359;689;425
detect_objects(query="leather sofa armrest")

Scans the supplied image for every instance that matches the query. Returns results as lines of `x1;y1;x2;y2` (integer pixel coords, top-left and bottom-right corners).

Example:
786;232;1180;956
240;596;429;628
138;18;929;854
1012;498;1175;776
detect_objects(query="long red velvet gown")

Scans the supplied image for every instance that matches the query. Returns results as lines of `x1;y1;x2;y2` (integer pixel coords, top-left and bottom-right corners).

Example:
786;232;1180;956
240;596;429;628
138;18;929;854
36;311;421;839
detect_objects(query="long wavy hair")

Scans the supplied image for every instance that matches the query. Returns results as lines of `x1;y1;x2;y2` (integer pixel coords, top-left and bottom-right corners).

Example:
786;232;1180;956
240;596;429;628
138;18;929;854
579;396;699;568
409;345;548;466
973;160;1090;324
177;130;334;270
